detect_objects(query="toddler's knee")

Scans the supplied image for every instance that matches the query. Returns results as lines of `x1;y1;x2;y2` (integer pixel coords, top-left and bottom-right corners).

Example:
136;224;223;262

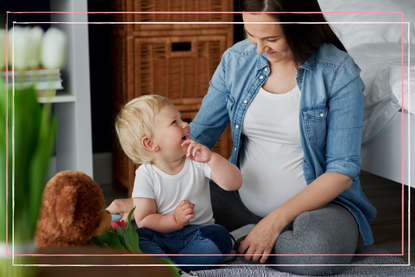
199;224;232;254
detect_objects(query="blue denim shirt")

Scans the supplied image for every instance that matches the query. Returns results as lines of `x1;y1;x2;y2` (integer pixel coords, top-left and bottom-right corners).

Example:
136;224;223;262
190;39;377;245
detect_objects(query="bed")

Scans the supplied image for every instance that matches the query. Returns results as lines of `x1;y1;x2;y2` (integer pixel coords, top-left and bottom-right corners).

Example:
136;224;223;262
318;0;415;188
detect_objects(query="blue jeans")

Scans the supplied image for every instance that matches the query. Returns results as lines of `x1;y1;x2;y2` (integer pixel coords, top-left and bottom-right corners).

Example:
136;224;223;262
135;224;232;271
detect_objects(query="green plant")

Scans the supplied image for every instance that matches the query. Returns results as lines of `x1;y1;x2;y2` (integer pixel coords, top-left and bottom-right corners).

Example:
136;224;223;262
0;83;58;244
91;207;142;253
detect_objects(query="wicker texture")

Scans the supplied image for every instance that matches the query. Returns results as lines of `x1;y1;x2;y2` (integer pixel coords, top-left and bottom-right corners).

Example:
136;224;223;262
135;36;224;99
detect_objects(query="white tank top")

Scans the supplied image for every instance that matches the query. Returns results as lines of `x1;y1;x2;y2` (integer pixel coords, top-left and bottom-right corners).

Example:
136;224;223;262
239;86;307;218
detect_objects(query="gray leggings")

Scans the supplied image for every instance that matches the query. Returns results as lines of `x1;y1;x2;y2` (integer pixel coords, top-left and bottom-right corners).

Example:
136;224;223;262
210;181;360;276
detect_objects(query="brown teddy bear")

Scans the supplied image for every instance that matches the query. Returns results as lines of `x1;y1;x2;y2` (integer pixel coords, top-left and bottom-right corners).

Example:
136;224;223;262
35;171;181;277
35;170;112;248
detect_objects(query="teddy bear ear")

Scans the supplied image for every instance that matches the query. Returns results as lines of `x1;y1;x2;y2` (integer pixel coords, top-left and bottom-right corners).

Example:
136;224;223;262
56;185;77;229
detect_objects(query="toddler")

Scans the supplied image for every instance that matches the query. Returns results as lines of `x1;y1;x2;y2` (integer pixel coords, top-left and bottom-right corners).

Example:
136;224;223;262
115;95;242;272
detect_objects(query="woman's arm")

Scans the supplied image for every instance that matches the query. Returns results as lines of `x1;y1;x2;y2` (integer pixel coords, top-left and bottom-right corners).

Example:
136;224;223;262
239;172;352;263
190;52;231;149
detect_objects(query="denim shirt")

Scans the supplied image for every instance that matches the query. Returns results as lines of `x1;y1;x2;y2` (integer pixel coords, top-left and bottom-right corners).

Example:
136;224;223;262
190;39;377;245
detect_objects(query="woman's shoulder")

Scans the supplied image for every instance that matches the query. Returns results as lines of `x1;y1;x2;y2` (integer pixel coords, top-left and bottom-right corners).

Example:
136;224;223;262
219;39;264;73
312;43;361;75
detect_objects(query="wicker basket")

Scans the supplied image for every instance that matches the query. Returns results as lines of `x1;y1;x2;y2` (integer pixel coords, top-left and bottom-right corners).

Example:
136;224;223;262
111;0;233;32
134;35;225;99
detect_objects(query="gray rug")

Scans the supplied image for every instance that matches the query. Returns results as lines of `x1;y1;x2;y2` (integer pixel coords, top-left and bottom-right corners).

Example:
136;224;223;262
191;242;415;277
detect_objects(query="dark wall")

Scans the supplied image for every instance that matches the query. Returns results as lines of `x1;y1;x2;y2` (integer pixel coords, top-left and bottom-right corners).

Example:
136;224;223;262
87;0;113;153
0;1;50;30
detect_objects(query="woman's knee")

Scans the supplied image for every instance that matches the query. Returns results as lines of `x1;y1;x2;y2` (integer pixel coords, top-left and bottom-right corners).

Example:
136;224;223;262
285;204;359;253
268;204;359;275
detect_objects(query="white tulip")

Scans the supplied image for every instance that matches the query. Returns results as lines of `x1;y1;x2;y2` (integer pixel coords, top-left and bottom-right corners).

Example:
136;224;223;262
8;26;31;70
40;27;67;69
0;29;6;70
26;26;44;69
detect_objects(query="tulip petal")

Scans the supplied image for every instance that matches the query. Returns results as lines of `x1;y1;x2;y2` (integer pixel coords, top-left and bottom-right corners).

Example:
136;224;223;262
40;27;67;69
27;26;44;69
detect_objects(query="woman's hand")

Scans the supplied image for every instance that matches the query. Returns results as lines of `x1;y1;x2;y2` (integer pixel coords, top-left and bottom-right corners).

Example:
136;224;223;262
106;198;134;222
181;139;213;163
238;213;286;263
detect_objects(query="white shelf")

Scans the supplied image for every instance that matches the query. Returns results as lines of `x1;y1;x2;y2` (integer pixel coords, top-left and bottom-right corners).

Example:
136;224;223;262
48;0;94;178
37;91;76;103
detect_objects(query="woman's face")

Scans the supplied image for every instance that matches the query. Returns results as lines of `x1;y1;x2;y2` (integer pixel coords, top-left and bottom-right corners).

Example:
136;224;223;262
242;13;294;65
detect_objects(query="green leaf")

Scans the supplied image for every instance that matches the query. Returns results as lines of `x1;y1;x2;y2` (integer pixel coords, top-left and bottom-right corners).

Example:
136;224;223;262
114;227;133;251
29;100;58;233
159;258;181;277
0;84;46;242
124;206;142;253
90;236;106;247
0;84;8;242
117;226;126;240
116;235;131;251
94;231;126;251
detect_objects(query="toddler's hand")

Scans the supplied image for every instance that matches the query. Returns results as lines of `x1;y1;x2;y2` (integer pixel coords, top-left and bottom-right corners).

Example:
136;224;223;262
106;198;134;222
174;200;195;227
181;139;212;163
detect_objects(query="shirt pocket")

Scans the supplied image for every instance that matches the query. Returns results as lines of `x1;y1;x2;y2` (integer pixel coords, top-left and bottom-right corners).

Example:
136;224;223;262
302;105;328;146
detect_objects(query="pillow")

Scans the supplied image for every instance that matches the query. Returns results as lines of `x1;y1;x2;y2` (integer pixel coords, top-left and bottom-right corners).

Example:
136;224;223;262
347;43;414;143
318;0;415;49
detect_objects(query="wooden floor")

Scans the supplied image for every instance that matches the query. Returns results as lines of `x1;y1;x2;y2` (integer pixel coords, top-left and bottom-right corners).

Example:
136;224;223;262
102;170;415;266
359;170;414;266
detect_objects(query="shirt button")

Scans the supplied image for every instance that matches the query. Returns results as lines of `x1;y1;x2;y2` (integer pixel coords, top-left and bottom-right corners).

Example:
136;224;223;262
264;68;268;72
234;148;237;151
235;125;239;129
260;76;264;80
243;100;248;104
320;113;324;117
303;159;306;163
300;78;303;83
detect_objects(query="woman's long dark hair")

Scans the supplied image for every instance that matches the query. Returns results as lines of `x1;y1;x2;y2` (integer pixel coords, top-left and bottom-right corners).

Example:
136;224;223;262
239;0;346;66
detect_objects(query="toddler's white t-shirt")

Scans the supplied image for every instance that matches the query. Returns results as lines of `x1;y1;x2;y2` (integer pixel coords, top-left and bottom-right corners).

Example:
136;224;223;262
132;157;214;226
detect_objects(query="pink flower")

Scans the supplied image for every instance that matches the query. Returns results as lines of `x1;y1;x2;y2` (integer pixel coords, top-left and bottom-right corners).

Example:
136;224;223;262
111;220;127;233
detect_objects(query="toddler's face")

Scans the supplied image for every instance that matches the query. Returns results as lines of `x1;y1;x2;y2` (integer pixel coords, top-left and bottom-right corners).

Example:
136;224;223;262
152;104;191;160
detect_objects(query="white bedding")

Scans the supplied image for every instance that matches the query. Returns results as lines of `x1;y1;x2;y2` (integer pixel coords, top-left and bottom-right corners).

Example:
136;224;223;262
347;43;414;143
317;0;415;143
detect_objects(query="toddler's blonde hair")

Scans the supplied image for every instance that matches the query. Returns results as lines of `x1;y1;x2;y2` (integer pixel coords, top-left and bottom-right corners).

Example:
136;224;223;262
115;95;172;164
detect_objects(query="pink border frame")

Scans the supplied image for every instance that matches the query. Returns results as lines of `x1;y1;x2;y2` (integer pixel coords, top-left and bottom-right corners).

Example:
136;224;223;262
4;11;411;268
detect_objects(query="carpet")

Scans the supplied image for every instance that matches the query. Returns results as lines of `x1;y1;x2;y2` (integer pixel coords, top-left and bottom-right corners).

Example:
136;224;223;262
191;241;415;277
